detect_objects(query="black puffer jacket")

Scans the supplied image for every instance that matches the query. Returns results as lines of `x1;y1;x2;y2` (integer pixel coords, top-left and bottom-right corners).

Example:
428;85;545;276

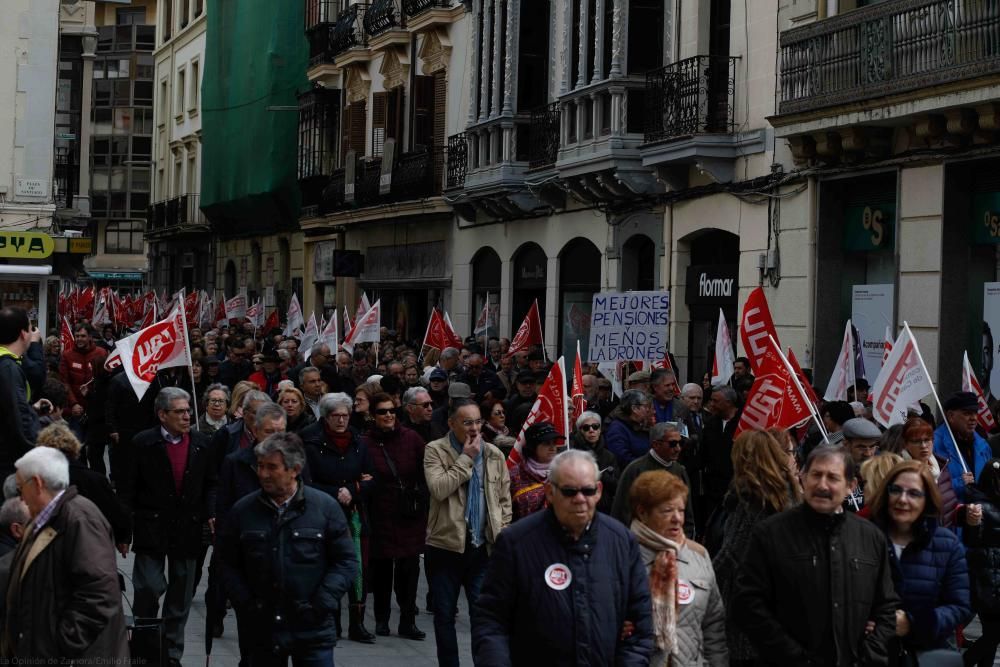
218;484;357;651
962;486;1000;614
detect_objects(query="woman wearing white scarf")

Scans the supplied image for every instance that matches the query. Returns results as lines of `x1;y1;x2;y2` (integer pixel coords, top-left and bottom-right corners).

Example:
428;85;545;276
630;470;728;667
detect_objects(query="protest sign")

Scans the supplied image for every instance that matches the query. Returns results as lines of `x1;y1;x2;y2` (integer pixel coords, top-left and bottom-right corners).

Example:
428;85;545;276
587;291;670;363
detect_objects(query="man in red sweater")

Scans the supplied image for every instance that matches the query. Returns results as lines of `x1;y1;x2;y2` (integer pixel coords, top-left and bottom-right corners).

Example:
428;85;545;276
58;324;107;419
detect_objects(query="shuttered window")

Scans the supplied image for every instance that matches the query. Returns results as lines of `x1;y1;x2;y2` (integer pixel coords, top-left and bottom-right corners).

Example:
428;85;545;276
372;89;405;157
341;100;367;165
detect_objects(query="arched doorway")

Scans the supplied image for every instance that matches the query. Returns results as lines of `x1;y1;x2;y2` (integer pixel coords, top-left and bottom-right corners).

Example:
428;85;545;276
472;247;501;340
224;260;237;297
683;229;740;383
621;234;655;291
559;238;601;357
250;242;262;303
512;242;547;339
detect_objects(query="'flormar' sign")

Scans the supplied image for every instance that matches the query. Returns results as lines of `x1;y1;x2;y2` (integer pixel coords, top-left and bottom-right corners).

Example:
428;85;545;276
0;232;53;259
685;264;738;305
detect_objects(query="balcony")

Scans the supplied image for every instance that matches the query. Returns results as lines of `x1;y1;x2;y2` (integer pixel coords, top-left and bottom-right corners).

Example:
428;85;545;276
318;148;445;215
640;55;765;188
528;103;560;170
402;0;464;32
145;194;211;240
403;0;451;19
446;132;468;189
778;0;1000;117
307;3;369;67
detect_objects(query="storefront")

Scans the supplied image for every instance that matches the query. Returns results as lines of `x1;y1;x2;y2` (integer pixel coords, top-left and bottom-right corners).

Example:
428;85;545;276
512;242;547;336
559;238;601;357
471;248;501;340
683;231;739;382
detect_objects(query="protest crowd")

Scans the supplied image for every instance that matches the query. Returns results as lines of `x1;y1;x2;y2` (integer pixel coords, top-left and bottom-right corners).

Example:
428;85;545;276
1;283;1000;667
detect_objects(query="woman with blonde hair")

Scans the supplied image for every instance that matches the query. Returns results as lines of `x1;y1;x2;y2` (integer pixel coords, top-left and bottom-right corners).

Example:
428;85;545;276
227;380;258;420
856;453;904;519
711;429;801;667
277;386;316;432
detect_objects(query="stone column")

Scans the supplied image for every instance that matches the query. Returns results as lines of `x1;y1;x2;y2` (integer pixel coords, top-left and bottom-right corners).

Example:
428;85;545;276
610;0;627;77
468;0;482;125
479;0;492;122
576;0;589;88
490;0;503;117
502;0;519;114
592;0;605;83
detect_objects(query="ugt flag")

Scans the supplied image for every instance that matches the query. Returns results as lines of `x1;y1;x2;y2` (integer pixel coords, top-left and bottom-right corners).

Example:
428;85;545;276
508;356;569;471
735;335;812;436
871;324;934;428
114;302;192;401
739;287;779;374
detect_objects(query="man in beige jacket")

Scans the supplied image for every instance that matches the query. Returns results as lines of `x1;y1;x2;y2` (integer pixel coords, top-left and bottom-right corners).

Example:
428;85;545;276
424;397;512;667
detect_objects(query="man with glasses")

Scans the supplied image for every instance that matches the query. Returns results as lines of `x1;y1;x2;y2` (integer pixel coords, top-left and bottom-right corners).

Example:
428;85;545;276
117;387;216;667
473;449;654;665
401;386;446;444
610;421;695;536
424;398;511;667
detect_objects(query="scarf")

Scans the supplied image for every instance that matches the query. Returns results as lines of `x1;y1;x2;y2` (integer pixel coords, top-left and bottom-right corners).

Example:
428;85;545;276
524;456;551;480
630;519;680;655
901;450;941;480
323;422;353;455
451;434;484;546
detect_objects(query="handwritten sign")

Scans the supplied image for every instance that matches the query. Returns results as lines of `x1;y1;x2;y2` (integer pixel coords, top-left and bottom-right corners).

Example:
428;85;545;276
587;291;670;362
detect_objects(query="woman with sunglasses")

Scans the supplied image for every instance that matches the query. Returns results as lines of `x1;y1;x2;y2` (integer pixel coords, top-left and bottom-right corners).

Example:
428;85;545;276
363;392;428;641
300;392;377;644
480;398;508;443
958;459;1000;666
711;429;800;667
629;470;728;667
509;421;563;521
570;411;618;514
900;417;959;528
867;460;971;661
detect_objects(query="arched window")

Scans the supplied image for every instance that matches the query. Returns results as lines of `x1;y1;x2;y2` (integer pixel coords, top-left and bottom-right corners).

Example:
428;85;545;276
224;260;237;297
621;234;655;291
472;247;502;339
512;242;547;339
559;238;601;356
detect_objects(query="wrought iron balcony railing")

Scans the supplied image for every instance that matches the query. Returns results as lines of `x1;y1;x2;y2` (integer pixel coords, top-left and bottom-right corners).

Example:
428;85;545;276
147;194;208;235
446;133;468;189
355;158;383;206
402;0;451;19
320;149;445;211
644;55;737;144
528;102;561;169
312;3;367;63
364;0;401;37
393;148;443;200
779;0;1000;115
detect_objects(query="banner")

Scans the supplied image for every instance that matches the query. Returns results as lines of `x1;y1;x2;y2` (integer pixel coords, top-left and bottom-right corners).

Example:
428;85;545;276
508;356;569;471
871;324;934;427
739;287;779;374
355;292;371;328
286;293;304;334
301;313;319;356
787;347;820;405
507;299;545;359
114;302;192;401
963;351;997;433
422;309;463;352
587;291;670;363
246;300;264;329
442;312;464;349
711;308;735;385
851;284;893;379
224;294;247;322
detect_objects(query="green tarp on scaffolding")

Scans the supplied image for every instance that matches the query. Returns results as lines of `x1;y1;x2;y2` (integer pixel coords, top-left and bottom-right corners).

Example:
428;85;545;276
201;0;309;236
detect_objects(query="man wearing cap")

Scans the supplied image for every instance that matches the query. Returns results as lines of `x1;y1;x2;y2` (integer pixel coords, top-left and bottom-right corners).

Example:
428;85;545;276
432;382;473;430
504;371;538;436
427;367;450;409
842;417;881;512
249;353;287;400
935;391;992;502
625;370;651;394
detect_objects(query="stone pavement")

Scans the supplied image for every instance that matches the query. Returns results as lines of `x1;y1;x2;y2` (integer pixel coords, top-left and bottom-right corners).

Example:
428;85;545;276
119;549;472;667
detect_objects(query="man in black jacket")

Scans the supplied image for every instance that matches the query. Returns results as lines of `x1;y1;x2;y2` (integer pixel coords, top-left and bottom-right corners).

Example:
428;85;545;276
473;449;654;665
116;387;216;667
106;367;180;484
698;385;740;533
733;444;899;666
0;307;44;477
218;432;357;666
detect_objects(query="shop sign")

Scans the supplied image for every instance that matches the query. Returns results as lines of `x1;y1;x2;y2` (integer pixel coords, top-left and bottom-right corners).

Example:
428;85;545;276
365;241;446;281
843;203;894;251
0;232;54;259
685;264;738;305
68;238;93;254
973;192;1000;245
14;179;47;198
87;271;142;280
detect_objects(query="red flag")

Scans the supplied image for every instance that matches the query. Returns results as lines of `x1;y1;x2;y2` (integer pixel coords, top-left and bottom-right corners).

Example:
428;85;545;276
214;299;227;327
60;317;75;353
870;325;934;428
740;287;780;374
508;357;569;471
787;347;819;405
184;290;200;326
571;342;586;425
422;309;456;352
963;351;997;433
442;312;464;349
506;299;544;358
735;336;812;436
76;287;94;323
343;300;381;354
138;303;156;329
263;308;280;333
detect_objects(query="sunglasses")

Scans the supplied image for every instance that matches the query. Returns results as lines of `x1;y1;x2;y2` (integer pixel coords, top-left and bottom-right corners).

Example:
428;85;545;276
555;485;599;498
579;424;600;432
374;408;395;416
411;402;434;409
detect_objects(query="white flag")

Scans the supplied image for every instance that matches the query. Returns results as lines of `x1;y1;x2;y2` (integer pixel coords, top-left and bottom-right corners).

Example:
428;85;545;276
320;310;339;351
300;313;319;358
871;323;934;427
342;299;381;354
824;320;856;402
224;294;247;321
597;361;623;399
286;293;304;335
114;301;192;401
355;292;372;328
473;295;491;336
711;308;735;385
246;299;264;328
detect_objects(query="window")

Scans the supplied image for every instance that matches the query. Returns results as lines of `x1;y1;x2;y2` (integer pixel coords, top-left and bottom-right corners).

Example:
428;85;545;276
372;89;403;157
105;221;145;254
117;7;146;25
189;60;199;113
187;153;197;194
159;79;169;126
297;89;340;179
162;0;173;42
134;80;153;106
341;100;367;165
175;67;186;119
180;0;190;28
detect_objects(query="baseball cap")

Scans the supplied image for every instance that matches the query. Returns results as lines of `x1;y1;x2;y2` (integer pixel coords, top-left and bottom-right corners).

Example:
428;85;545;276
429;368;448;381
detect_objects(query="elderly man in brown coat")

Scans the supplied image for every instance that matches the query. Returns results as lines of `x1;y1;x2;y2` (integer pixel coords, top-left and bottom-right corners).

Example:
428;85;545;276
1;446;128;662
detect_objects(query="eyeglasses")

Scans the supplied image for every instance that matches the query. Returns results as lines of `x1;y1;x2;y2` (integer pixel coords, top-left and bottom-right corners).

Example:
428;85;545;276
579;424;601;432
663;439;683;448
887;484;926;500
906;438;933;445
461;418;484;428
207;398;227;405
329;413;350;420
374;408;395;416
166;408;191;416
555;485;599;498
411;402;433;409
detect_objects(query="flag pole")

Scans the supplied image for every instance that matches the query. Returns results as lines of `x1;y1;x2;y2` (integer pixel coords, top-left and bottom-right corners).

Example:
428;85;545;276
770;336;830;444
177;289;200;430
902;322;969;474
847;320;857;403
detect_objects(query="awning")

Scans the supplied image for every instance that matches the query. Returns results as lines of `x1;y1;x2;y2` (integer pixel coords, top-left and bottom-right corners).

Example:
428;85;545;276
0;265;53;276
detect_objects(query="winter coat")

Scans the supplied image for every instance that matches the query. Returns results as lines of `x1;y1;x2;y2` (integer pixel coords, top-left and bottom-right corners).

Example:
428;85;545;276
363;424;427;559
611;453;695;539
883;518;972;652
934;424;992;502
733;504;900;666
58;343;106;412
216;446;314;524
424;434;512;553
569;431;619;514
638;539;728;667
1;488;129;662
699;413;740;507
605;416;651;468
300;422;374;533
0;341;43;476
961;488;1000;614
218;483;357;651
507;459;548;521
287;410;316;433
473;508;654;666
117;427;217;557
68;458;130;545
